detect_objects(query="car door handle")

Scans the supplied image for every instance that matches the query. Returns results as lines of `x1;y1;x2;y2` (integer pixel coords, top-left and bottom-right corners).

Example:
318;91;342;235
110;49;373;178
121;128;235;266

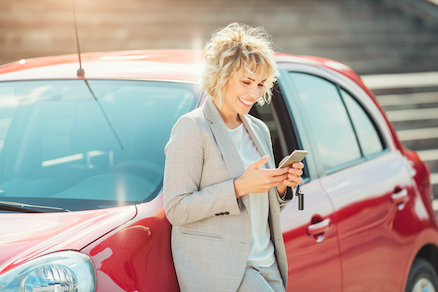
307;218;332;236
391;188;408;205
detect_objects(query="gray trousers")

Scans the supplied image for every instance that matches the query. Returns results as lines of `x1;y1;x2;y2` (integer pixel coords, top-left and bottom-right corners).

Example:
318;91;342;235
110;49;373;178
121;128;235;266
236;260;285;292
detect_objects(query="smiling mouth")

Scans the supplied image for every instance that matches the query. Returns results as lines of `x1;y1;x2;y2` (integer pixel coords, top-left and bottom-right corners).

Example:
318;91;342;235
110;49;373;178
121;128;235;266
239;97;254;106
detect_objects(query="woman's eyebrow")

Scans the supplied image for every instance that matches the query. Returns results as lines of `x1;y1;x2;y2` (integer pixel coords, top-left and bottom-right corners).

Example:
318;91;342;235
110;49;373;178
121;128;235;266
245;77;267;82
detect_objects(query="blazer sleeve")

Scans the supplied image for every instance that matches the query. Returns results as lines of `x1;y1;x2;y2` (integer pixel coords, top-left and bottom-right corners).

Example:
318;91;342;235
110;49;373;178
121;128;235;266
276;187;295;211
163;115;241;226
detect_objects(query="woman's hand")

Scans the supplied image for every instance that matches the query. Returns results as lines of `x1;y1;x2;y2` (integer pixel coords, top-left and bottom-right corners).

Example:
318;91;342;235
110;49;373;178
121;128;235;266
234;155;290;198
276;162;304;196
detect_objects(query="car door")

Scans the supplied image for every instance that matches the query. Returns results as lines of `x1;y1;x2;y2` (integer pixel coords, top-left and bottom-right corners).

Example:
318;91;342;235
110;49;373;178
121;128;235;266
252;80;342;292
280;66;419;292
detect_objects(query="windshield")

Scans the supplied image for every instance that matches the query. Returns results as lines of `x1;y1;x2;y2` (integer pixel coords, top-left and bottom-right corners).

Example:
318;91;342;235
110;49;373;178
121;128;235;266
0;80;200;211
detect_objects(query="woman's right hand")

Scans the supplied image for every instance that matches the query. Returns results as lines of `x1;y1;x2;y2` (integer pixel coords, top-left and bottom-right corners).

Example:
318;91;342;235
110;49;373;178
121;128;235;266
234;155;289;198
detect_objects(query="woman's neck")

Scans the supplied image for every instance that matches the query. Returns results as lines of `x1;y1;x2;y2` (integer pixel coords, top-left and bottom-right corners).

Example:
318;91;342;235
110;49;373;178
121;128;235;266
213;100;242;129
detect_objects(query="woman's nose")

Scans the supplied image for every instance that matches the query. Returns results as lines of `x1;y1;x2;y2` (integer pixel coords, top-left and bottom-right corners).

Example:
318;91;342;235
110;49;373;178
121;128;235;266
248;84;260;98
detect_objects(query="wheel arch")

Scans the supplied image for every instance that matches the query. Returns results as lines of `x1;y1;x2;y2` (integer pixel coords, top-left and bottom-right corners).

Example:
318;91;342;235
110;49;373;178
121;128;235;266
402;228;438;291
416;243;438;276
404;245;438;292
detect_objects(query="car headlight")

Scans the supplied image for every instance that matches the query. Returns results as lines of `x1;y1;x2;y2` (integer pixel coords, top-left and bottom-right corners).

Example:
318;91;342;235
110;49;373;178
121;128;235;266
0;251;96;292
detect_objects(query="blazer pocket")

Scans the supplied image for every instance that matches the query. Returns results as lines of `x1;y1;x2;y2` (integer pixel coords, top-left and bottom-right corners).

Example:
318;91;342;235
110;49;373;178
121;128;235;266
181;230;223;241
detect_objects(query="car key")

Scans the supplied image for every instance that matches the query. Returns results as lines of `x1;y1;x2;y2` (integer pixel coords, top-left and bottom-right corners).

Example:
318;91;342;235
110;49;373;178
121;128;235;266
296;185;304;210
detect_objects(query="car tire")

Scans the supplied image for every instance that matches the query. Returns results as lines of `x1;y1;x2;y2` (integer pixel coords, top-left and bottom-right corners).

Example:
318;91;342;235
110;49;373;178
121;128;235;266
406;258;438;292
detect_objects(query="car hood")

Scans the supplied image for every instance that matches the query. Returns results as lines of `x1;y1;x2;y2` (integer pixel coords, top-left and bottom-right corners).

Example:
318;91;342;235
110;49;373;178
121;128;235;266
0;205;136;274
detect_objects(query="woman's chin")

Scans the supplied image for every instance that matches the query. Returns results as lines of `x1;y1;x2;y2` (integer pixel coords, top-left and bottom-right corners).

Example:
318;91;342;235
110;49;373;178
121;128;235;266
237;103;254;115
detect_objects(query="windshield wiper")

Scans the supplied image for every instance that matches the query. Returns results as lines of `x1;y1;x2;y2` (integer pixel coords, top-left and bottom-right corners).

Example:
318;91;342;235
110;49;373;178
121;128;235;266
0;201;70;213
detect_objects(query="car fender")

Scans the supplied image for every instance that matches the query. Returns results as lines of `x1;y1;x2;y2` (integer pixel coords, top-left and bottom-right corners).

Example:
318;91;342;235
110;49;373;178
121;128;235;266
402;228;438;290
81;194;179;292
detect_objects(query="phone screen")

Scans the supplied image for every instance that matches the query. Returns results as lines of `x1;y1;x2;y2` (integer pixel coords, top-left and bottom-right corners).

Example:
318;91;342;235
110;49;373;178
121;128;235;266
279;150;308;168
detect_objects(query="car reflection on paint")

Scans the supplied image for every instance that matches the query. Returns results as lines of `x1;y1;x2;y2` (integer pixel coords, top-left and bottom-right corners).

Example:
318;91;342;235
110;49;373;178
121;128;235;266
0;50;436;292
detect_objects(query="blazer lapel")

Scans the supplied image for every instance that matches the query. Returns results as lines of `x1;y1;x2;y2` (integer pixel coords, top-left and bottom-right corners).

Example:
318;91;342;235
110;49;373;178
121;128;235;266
203;98;245;180
240;114;275;170
240;113;279;210
202;98;277;210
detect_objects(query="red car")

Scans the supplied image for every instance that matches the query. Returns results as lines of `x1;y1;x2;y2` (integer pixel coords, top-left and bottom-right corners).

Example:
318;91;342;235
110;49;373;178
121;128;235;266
0;50;435;292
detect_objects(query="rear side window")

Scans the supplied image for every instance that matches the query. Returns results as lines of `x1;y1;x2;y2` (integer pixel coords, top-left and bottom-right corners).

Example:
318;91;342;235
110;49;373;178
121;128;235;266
341;89;383;157
287;73;384;173
289;73;361;171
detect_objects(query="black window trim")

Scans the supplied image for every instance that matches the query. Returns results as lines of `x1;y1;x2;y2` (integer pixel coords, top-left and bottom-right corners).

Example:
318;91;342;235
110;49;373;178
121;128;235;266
337;85;388;157
271;82;310;180
336;83;364;158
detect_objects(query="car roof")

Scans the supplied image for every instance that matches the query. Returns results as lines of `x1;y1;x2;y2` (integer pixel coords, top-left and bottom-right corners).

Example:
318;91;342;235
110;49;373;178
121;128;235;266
0;50;204;83
0;50;364;87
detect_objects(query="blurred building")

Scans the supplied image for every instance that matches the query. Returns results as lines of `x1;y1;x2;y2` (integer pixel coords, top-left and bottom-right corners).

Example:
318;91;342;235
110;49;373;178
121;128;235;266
0;0;437;75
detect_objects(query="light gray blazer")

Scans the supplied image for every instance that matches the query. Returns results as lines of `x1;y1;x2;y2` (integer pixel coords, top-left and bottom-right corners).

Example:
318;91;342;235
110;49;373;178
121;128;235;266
163;98;291;292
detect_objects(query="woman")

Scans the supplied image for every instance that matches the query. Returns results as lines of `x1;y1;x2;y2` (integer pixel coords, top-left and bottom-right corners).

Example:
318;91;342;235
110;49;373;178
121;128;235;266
164;23;304;292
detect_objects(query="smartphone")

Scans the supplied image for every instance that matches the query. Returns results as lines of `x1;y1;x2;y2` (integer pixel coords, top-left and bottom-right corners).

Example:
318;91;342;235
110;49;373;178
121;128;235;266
278;150;308;168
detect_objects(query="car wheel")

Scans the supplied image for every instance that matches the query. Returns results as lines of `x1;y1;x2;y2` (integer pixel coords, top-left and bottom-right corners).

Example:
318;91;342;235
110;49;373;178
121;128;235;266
406;258;438;292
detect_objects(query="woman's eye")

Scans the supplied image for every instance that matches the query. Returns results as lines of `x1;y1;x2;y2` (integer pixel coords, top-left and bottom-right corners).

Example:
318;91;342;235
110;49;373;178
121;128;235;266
258;84;264;87
243;81;250;85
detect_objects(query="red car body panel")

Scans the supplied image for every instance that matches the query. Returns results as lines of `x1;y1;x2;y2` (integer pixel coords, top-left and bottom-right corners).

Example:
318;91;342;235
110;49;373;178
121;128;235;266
82;195;179;292
0;205;136;274
0;50;436;291
281;180;343;292
0;50;203;82
320;152;419;291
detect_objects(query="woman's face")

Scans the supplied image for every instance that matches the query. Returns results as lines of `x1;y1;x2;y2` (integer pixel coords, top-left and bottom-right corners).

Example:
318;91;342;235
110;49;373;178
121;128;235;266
220;65;266;119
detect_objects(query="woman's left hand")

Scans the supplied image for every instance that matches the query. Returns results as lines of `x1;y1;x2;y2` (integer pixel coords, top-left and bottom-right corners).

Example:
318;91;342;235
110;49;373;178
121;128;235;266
277;162;304;196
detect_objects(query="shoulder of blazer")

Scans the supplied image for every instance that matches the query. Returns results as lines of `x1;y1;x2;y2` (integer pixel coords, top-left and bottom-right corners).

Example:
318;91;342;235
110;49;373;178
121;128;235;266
180;106;206;121
174;106;210;130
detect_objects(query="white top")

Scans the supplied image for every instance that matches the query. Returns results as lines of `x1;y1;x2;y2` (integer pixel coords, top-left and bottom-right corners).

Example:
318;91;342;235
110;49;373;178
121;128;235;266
228;123;275;267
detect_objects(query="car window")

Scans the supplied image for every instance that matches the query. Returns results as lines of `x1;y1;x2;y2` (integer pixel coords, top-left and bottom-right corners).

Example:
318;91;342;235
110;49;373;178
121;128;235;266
340;89;384;157
0;80;200;211
250;103;282;159
0;87;16;157
288;73;361;172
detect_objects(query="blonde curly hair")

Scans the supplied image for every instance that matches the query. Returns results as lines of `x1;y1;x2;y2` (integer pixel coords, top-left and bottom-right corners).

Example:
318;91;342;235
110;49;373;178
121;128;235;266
201;23;279;106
